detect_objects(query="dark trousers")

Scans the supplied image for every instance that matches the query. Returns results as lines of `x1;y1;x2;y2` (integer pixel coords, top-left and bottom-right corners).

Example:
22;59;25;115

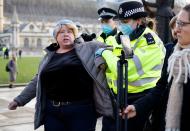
102;114;149;131
102;91;152;131
44;99;97;131
102;116;116;131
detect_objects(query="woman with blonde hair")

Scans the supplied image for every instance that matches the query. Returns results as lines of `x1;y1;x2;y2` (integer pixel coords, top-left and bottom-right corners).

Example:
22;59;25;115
8;19;113;131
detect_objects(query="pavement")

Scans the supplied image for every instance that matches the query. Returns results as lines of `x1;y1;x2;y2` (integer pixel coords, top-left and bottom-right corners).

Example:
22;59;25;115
0;86;102;131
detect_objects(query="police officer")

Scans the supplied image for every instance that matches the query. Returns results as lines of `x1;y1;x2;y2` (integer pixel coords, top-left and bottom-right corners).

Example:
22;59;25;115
97;7;122;56
97;8;119;46
95;1;166;131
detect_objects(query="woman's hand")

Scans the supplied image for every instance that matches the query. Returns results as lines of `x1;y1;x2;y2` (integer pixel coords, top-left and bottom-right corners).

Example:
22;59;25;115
8;100;18;110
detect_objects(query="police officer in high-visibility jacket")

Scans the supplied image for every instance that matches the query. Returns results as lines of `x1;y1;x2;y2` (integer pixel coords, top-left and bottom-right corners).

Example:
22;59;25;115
95;1;166;131
97;7;122;56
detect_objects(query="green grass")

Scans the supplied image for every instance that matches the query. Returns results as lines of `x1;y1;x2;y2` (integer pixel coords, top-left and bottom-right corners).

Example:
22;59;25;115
0;57;42;84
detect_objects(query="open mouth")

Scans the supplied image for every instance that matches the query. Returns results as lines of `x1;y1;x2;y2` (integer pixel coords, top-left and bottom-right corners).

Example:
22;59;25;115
63;38;70;42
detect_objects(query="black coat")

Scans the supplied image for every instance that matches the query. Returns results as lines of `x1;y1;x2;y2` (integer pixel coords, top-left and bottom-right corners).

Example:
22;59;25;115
134;43;190;131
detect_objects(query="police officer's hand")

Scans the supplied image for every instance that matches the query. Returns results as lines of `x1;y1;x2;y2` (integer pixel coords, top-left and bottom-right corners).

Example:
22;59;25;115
95;48;107;70
95;48;106;58
8;100;18;110
122;105;136;119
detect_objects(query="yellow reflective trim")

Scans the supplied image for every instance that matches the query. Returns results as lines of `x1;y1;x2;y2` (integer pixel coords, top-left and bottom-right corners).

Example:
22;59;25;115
152;64;163;71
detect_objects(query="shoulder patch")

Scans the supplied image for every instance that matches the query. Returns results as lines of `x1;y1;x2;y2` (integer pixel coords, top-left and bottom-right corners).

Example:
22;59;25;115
144;33;155;45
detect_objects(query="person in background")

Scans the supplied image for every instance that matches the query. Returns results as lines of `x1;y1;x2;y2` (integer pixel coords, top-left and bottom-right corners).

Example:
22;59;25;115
163;15;178;68
162;15;178;53
8;19;114;131
7;55;17;88
4;47;9;59
18;49;22;58
168;15;178;44
2;46;6;59
95;1;165;131
124;4;190;131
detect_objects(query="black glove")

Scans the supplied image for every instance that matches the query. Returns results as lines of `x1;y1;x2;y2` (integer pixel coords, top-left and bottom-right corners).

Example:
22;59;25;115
81;33;96;42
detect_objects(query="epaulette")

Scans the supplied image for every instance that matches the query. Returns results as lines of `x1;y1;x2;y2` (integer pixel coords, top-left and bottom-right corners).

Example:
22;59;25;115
144;33;155;45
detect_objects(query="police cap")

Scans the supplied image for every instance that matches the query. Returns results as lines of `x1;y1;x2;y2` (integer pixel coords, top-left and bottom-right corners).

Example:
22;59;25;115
98;7;117;19
118;1;147;20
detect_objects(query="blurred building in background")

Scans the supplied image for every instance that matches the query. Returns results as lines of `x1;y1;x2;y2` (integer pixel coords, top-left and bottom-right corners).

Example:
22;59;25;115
0;0;189;55
0;0;116;54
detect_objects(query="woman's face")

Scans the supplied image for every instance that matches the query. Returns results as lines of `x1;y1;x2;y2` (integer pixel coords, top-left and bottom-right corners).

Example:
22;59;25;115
176;10;190;46
56;25;75;48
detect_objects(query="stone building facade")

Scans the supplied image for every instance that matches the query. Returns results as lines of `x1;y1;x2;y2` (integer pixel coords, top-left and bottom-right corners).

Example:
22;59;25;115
0;0;117;54
0;0;187;54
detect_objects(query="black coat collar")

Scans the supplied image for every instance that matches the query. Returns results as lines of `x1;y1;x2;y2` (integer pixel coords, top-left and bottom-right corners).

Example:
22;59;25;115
100;28;117;40
129;25;146;41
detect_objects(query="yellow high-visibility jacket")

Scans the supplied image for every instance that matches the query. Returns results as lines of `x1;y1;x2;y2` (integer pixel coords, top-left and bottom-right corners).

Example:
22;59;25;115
97;32;122;56
102;27;166;94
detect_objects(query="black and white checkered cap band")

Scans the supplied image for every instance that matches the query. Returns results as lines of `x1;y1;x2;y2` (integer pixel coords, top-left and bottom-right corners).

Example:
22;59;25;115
124;7;144;17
